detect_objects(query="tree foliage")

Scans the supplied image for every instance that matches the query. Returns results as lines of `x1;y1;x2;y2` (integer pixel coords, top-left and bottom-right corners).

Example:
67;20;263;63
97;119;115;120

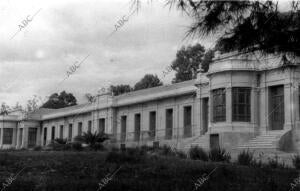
171;44;213;83
201;49;214;72
26;95;42;112
133;0;300;57
167;0;300;56
134;74;163;90
42;91;77;109
111;84;133;96
0;102;10;115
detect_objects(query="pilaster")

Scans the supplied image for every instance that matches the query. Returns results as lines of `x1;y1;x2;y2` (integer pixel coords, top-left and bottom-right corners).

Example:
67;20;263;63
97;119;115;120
22;126;29;148
226;87;232;123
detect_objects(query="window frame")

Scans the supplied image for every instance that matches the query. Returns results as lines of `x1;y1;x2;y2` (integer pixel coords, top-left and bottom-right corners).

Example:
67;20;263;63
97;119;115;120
68;123;73;141
3;128;13;144
212;88;226;122
78;122;83;136
232;87;251;122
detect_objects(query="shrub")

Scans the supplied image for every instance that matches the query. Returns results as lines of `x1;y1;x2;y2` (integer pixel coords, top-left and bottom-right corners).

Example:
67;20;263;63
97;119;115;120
292;155;300;169
176;150;187;159
208;148;231;162
90;143;105;151
33;146;42;151
105;149;145;163
71;142;83;151
267;155;287;169
189;146;208;161
54;138;68;144
237;150;254;166
111;146;120;152
140;145;154;152
159;145;177;156
48;142;72;151
126;147;146;156
75;131;109;150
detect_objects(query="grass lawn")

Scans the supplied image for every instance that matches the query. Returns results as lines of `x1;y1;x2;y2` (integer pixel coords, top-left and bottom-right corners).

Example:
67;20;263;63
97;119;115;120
0;150;299;191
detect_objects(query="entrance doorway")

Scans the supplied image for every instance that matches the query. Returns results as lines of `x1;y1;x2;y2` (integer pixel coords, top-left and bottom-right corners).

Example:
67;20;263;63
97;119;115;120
210;134;219;149
202;98;209;134
28;128;37;148
269;85;284;130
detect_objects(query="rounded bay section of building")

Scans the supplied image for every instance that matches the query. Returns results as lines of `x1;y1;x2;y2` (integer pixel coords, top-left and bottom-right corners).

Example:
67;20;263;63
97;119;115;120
206;51;260;150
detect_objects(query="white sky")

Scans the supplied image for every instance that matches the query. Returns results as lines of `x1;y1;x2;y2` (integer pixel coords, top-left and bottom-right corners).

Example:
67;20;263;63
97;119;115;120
0;0;292;107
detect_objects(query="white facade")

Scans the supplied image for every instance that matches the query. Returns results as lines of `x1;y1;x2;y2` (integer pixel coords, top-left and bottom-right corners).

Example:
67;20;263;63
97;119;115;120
1;51;300;152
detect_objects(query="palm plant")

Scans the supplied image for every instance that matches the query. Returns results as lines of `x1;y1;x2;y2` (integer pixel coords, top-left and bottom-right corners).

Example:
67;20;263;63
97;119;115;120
75;131;109;150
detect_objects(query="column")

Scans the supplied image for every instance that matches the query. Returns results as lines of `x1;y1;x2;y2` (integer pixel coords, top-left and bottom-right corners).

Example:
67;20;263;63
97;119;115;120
16;127;20;149
226;87;232;124
259;86;268;133
36;126;42;146
12;126;17;148
295;85;300;123
251;87;259;134
22;126;29;148
194;98;201;136
208;91;213;133
284;83;293;130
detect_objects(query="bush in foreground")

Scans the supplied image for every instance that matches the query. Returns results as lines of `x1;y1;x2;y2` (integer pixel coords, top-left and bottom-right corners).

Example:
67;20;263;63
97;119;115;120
0;151;298;191
106;149;145;164
237;150;254;166
75;131;109;150
208;148;231;162
292;154;300;169
189;146;208;161
71;142;83;151
267;155;287;169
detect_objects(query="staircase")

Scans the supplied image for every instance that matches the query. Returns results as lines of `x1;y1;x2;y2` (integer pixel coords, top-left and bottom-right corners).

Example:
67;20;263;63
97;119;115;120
236;130;287;152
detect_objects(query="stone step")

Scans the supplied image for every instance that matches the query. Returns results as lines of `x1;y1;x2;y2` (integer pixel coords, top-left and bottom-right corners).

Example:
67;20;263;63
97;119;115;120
236;130;288;150
248;141;277;143
238;146;278;149
239;145;276;148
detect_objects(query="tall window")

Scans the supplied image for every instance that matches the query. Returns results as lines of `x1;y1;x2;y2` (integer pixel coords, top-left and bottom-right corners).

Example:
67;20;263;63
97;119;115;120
212;88;226;122
149;111;156;139
68;124;73;141
60;125;64;139
3;128;13;144
165;109;173;139
134;114;141;141
43;127;47;145
88;120;92;132
18;128;23;147
98;118;105;134
184;106;192;137
78;122;82;135
232;87;251;122
121;116;127;142
51;126;55;140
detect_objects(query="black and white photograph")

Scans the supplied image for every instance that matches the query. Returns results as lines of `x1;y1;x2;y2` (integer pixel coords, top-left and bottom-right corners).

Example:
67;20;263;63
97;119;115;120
1;0;300;190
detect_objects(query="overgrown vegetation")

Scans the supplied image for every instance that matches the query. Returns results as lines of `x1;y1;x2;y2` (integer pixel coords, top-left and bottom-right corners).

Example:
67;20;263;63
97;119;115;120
292;154;300;169
188;146;208;161
237;150;254;166
0;150;298;191
208;148;231;162
75;131;109;150
266;155;288;169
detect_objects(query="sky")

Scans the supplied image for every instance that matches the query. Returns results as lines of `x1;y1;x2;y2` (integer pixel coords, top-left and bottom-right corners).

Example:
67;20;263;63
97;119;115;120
0;0;291;107
0;0;217;107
